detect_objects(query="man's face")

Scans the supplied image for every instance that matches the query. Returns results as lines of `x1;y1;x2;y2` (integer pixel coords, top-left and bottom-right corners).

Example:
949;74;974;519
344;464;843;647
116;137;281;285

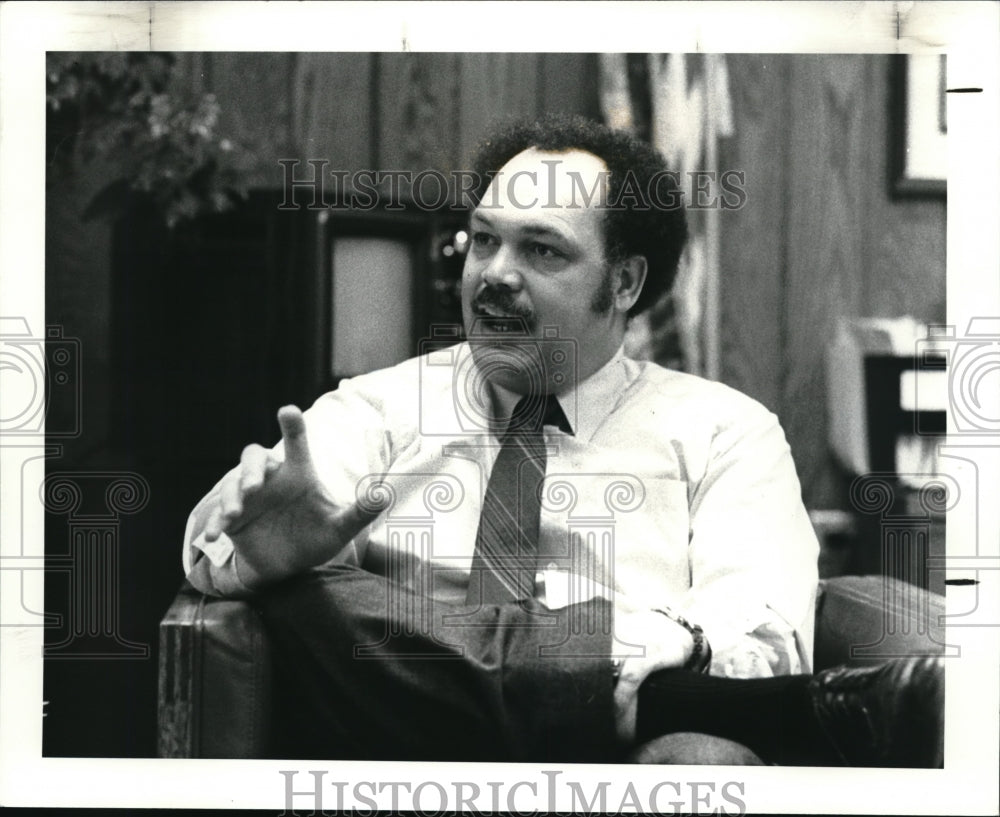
461;147;624;395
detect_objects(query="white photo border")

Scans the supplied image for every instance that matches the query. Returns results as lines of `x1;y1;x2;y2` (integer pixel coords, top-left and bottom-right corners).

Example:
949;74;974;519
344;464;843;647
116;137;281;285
1;1;998;813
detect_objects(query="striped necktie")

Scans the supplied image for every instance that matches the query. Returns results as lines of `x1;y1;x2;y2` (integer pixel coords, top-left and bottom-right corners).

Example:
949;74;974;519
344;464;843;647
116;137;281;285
467;393;569;605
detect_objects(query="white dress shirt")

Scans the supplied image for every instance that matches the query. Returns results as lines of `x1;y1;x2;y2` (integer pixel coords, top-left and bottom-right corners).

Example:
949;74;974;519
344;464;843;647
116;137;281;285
184;343;819;677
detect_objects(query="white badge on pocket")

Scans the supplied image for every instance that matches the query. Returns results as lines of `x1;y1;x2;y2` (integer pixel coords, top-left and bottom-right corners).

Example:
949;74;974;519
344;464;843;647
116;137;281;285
539;564;571;610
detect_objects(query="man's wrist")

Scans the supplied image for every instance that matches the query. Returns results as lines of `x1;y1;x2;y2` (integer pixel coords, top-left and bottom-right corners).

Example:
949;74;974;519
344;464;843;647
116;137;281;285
653;607;712;673
232;544;307;592
232;549;271;592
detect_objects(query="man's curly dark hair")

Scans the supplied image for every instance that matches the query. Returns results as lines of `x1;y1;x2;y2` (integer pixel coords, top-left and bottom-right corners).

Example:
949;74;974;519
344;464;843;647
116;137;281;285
469;114;688;318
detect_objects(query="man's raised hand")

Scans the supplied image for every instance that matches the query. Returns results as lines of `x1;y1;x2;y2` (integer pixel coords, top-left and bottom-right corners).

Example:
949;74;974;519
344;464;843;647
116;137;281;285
202;405;375;588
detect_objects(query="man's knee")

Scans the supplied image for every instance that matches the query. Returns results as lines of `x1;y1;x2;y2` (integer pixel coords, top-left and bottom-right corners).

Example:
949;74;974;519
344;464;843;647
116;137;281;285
627;732;766;765
257;564;397;649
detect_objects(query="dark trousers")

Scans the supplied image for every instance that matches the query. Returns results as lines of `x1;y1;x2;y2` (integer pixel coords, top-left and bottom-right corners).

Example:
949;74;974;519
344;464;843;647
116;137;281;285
260;564;822;763
260;564;618;762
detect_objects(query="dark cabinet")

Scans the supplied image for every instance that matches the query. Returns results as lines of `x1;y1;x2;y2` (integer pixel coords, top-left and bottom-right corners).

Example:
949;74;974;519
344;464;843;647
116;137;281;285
111;192;467;469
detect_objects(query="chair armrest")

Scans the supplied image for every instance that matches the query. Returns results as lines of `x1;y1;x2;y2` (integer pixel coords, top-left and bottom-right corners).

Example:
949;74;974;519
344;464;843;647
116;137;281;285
156;574;945;758
814;575;946;671
158;582;272;758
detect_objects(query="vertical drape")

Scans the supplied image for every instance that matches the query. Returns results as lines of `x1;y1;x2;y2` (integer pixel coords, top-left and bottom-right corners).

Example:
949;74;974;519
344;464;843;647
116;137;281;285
599;54;733;379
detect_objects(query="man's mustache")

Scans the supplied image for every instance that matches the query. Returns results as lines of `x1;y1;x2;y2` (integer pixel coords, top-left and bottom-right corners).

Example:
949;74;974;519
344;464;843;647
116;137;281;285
471;288;534;320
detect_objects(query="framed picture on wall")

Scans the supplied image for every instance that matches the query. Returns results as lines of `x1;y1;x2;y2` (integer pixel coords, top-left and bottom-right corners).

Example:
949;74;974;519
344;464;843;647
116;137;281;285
891;54;947;196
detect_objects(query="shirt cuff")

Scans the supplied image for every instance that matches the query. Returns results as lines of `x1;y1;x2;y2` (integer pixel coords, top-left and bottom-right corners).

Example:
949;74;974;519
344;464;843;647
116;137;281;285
701;609;806;678
184;518;256;598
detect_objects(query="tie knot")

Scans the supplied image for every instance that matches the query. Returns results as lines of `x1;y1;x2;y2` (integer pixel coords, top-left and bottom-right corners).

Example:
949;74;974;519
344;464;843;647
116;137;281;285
507;394;571;435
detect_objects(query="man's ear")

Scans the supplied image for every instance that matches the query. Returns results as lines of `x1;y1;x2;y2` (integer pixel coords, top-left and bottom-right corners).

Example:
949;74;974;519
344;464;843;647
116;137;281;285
613;256;648;314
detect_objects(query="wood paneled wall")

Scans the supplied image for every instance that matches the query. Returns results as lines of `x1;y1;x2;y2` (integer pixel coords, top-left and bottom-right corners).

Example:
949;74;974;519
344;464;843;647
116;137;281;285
177;52;599;186
718;55;946;510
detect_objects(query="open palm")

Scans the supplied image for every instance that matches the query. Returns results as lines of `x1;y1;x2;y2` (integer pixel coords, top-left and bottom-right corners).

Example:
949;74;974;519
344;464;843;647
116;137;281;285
203;405;377;587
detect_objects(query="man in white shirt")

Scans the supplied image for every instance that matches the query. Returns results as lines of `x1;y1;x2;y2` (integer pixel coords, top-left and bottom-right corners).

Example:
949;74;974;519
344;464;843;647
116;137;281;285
183;115;942;765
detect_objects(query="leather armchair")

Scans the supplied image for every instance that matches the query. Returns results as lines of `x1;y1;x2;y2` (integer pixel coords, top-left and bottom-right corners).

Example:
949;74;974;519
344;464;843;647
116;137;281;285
157;575;947;760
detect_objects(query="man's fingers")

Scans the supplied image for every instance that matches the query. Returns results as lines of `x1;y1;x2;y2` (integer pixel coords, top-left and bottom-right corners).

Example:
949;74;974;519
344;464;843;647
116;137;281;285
203;506;225;542
239;444;274;492
220;443;276;519
340;489;392;529
277;405;312;467
218;469;244;519
613;669;641;744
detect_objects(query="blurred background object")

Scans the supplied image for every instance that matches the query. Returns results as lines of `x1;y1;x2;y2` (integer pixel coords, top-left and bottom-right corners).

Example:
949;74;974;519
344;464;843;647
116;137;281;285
47;53;251;228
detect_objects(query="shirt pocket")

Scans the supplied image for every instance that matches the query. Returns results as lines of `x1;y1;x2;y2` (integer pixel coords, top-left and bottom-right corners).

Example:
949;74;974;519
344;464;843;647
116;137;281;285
538;472;691;601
